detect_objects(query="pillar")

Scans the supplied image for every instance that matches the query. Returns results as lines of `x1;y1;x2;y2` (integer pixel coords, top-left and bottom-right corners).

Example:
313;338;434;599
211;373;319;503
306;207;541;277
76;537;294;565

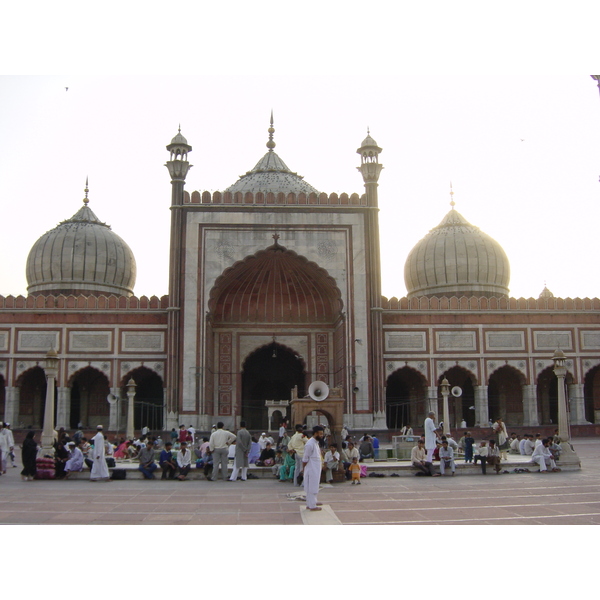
55;387;70;430
4;386;19;426
474;385;489;427
567;383;589;425
427;387;439;416
107;391;120;432
521;384;539;427
126;378;136;440
41;350;58;457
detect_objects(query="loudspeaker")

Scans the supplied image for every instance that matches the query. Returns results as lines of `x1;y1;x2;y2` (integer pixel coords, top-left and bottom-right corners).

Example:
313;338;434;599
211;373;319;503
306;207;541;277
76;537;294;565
308;381;329;402
451;386;463;397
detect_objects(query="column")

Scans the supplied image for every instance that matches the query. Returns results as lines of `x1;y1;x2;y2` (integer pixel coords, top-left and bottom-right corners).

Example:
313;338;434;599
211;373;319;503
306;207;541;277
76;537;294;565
55;387;70;430
567;383;588;425
126;378;137;440
107;391;120;432
41;350;59;457
427;387;439;417
521;384;539;427
474;385;489;427
4;386;19;426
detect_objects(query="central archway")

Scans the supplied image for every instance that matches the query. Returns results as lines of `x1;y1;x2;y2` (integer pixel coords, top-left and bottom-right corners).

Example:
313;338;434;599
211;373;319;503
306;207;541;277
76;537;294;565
241;343;306;430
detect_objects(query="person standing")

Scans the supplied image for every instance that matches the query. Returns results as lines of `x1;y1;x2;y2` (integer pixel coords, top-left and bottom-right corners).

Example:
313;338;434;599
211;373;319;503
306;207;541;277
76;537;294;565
230;420;252;481
20;430;38;481
288;424;308;486
0;422;12;474
492;417;509;460
90;425;110;482
3;423;16;468
302;426;325;511
209;422;236;481
424;412;440;463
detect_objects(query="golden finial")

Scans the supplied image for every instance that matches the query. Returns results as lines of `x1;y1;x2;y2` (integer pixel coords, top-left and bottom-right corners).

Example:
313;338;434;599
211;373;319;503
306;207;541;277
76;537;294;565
83;177;89;205
266;110;276;151
449;181;455;209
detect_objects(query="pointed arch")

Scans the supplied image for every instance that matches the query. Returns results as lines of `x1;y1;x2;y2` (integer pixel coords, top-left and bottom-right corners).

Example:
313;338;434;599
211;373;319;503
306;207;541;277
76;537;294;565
584;364;600;424
385;366;428;430
120;366;164;431
438;366;476;428
68;366;110;429
537;366;574;425
16;366;49;429
488;365;525;425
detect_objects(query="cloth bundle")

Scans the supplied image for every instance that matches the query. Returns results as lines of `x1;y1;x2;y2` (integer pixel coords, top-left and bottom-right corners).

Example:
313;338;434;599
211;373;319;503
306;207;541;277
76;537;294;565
34;457;56;479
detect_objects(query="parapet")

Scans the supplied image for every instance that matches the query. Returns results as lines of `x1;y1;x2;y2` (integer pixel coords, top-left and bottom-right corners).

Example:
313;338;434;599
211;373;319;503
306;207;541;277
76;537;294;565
183;190;367;206
0;294;169;310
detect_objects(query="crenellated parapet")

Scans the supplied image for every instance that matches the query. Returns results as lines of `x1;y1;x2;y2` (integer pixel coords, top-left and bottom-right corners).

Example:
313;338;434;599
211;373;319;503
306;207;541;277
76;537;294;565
183;190;367;206
382;295;600;311
0;294;169;310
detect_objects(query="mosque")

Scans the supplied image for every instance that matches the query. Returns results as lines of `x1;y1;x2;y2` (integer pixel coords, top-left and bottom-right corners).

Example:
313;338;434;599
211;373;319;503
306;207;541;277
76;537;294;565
1;117;599;435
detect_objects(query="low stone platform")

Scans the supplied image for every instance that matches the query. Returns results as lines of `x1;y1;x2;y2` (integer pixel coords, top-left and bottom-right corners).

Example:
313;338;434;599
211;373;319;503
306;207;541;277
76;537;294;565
63;452;580;481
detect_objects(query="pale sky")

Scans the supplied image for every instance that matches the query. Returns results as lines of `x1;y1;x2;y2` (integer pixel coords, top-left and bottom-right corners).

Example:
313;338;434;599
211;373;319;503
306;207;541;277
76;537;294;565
1;3;599;303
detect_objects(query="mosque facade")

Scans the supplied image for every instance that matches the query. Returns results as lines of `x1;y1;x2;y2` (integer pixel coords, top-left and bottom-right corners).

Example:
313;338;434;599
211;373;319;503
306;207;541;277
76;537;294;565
1;120;600;434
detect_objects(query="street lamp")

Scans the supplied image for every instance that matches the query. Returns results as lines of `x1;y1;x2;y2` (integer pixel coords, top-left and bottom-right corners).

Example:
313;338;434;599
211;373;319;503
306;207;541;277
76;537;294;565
439;377;451;435
126;378;137;440
40;348;59;456
552;349;578;464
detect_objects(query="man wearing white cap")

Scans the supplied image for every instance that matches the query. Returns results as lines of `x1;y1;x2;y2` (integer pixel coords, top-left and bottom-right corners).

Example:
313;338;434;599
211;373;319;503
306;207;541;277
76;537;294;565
90;425;110;481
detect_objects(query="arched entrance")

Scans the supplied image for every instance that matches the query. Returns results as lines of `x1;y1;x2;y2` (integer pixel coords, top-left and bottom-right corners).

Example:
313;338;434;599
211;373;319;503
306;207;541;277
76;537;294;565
121;367;164;431
584;365;600;424
17;366;50;428
242;342;305;430
537;366;573;425
488;365;525;425
69;367;110;429
0;375;5;422
439;366;476;427
385;367;427;430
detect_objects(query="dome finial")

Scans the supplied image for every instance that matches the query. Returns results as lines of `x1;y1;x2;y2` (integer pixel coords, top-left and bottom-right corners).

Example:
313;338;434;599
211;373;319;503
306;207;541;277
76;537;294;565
83;177;90;205
266;110;276;151
449;181;455;209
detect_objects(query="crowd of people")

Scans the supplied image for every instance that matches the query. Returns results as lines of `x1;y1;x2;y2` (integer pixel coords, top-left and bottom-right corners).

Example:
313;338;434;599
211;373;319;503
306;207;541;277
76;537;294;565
411;413;563;476
4;414;565;483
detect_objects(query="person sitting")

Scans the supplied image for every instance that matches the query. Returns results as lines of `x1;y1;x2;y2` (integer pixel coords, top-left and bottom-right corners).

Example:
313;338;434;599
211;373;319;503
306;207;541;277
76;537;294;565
159;442;178;479
272;450;284;477
138;441;158;479
439;440;456;476
411;439;438;476
532;438;561;473
444;434;459;452
54;440;70;479
279;449;296;482
248;437;261;464
523;435;535;455
359;436;374;461
341;441;359;479
64;441;84;478
548;438;562;461
486;439;502;474
509;434;521;454
324;443;340;483
473;441;488;474
257;442;276;466
176;441;191;480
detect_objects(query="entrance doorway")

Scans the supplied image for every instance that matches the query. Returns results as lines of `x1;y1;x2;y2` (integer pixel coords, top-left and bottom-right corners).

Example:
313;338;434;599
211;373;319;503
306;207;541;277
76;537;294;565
242;343;305;430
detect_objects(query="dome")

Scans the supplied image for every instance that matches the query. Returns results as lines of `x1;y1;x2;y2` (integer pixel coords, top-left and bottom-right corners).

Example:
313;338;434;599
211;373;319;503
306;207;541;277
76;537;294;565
404;208;510;298
26;200;137;297
225;114;320;196
225;150;320;195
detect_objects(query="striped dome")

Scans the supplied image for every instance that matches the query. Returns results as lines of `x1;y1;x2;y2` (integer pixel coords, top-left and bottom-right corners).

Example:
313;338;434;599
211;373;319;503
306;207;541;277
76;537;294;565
26;203;136;296
404;208;510;298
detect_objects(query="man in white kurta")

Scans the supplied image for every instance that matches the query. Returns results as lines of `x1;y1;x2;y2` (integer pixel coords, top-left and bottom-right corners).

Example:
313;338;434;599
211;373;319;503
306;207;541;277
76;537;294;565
302;426;324;511
90;426;110;481
424;412;439;463
532;439;560;473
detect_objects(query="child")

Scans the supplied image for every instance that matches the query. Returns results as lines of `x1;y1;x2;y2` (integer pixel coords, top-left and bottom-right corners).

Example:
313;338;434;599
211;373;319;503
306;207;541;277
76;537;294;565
349;456;361;484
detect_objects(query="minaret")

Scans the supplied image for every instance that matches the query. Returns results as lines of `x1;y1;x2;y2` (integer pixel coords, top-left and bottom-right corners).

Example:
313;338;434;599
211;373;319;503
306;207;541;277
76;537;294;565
165;127;192;430
357;131;386;428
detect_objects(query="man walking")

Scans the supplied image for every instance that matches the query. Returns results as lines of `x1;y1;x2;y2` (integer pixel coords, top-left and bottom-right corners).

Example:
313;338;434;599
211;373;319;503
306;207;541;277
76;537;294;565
230;421;252;481
90;425;110;482
209;422;236;481
302;425;324;511
288;424;307;486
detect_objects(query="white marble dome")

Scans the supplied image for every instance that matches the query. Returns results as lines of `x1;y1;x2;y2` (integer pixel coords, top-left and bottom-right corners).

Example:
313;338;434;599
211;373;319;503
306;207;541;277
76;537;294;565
404;208;510;298
26;202;137;296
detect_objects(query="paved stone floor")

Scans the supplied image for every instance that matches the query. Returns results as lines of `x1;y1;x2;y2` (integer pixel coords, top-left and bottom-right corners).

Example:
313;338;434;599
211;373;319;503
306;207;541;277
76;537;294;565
0;437;598;526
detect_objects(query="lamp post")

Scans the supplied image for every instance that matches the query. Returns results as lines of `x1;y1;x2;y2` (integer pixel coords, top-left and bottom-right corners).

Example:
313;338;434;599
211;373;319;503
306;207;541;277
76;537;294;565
41;348;59;457
552;349;578;463
440;377;451;435
126;378;137;440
